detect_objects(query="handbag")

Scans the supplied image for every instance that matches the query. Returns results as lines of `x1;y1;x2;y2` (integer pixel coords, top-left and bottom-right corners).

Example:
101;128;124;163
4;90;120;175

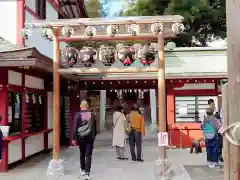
125;121;132;135
125;114;132;135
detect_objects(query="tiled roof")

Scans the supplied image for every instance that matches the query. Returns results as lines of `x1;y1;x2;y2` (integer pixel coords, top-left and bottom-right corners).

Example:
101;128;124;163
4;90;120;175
0;36;30;52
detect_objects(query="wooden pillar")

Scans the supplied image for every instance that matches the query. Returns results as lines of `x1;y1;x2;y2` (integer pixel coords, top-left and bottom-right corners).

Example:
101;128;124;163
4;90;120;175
222;84;230;180
226;0;240;180
52;27;61;160
157;33;167;160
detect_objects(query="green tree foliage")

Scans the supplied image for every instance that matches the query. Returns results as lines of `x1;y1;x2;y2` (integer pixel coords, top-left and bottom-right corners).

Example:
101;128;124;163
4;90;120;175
122;0;226;47
85;0;101;18
69;0;102;48
70;0;149;48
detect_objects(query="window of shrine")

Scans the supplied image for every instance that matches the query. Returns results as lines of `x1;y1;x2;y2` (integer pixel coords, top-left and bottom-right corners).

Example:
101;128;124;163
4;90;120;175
174;96;218;122
8;91;22;135
24;93;45;132
36;0;46;19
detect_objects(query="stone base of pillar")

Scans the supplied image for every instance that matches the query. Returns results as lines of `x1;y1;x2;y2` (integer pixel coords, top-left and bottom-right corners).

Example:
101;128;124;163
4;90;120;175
155;159;190;180
46;159;64;177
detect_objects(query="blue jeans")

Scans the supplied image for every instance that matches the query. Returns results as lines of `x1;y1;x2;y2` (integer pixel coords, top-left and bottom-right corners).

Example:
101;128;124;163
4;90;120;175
129;131;142;160
205;136;219;164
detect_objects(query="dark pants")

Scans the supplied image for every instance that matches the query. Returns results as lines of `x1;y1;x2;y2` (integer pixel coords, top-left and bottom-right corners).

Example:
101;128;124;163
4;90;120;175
79;137;94;173
218;134;223;162
205;136;219;164
129;131;142;160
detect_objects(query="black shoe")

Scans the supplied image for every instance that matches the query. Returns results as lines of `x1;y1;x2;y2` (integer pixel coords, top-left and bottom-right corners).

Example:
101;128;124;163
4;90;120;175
132;158;136;162
118;157;129;160
136;158;144;162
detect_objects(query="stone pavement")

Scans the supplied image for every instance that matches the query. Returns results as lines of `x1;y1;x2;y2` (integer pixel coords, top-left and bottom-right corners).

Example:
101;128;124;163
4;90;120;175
0;132;223;180
185;165;223;180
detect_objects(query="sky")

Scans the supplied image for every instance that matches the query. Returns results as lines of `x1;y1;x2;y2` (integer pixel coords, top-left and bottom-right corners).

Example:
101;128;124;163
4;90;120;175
100;0;133;17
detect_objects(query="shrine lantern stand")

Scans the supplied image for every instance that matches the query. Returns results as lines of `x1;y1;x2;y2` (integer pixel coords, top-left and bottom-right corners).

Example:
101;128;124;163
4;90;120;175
22;16;184;177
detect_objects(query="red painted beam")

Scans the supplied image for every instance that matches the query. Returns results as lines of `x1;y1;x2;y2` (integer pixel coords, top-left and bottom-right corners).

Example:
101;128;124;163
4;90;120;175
47;0;69;18
16;0;25;45
65;0;76;18
78;0;87;17
60;0;84;18
25;5;41;20
63;0;87;17
75;0;84;17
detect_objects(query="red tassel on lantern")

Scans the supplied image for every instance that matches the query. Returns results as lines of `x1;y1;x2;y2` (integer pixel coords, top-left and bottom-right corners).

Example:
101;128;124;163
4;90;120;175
140;59;154;66
123;57;132;66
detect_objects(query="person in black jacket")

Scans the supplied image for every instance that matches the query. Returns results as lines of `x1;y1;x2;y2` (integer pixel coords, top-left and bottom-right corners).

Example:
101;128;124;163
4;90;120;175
72;99;97;180
0;116;3;163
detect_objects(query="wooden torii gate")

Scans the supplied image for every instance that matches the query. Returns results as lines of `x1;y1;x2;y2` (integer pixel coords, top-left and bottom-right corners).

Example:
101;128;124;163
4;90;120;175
223;1;240;180
22;16;184;176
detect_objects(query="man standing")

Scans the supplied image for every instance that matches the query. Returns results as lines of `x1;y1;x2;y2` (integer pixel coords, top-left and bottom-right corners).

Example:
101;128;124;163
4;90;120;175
128;104;145;162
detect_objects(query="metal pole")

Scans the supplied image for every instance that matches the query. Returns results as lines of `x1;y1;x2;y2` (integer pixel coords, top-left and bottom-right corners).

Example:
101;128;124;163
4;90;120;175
180;125;182;149
52;27;61;160
157;33;167;176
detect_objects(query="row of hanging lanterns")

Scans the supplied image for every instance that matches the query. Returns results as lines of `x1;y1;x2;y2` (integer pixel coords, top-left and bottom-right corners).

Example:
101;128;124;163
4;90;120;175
110;89;149;92
111;89;147;100
8;93;21;103
21;22;184;40
25;93;42;104
61;22;183;37
60;43;157;67
84;80;155;85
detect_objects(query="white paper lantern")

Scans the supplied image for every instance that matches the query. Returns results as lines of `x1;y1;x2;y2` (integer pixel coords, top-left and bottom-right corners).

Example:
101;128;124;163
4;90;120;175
85;26;97;36
150;22;163;35
25;93;29;103
128;24;140;36
172;23;185;34
21;28;32;39
62;26;74;37
39;95;42;104
106;25;118;37
32;94;36;104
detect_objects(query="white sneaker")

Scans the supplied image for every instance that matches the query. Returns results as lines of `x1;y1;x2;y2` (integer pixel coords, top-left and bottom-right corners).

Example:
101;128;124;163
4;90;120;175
85;174;91;180
80;169;86;176
208;164;215;168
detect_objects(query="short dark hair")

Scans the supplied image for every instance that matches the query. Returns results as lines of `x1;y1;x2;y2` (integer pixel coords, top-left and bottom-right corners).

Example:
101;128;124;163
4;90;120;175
86;98;91;108
132;104;140;111
116;105;123;112
208;99;214;105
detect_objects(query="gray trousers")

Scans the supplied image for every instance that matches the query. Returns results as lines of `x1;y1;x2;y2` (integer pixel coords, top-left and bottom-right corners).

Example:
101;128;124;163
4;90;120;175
116;146;125;158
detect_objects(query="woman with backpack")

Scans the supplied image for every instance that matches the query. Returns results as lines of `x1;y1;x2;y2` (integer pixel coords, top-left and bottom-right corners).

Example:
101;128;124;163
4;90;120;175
72;99;97;180
201;107;223;168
